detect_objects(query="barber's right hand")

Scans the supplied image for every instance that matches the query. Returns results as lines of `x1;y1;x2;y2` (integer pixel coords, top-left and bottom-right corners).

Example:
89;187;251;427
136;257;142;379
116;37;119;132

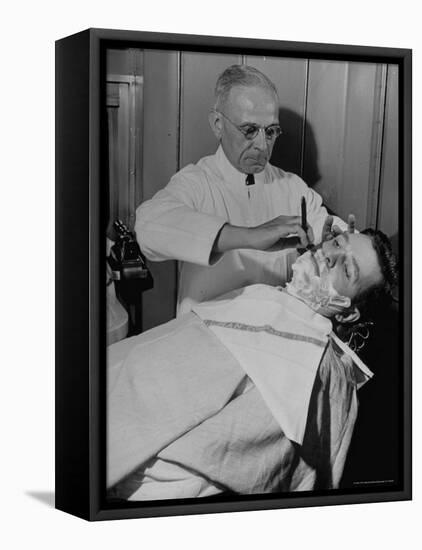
247;215;314;251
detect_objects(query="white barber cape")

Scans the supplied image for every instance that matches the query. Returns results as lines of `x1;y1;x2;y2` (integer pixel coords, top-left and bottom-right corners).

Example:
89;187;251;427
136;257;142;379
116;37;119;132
107;284;373;499
136;146;346;315
194;284;373;445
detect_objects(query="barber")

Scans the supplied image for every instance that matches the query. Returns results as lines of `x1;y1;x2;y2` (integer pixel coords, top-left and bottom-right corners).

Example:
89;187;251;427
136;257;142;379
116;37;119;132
136;65;347;315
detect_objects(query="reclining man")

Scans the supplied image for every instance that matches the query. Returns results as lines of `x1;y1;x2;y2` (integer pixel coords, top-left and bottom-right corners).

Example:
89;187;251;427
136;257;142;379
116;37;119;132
107;228;397;501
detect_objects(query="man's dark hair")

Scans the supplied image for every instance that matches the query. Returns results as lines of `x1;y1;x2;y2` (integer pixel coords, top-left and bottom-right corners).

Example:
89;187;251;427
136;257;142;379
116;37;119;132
335;228;398;349
355;228;398;315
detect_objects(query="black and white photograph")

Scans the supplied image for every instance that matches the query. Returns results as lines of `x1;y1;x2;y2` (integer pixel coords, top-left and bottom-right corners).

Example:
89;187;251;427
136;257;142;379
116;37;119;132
101;37;408;512
4;0;422;544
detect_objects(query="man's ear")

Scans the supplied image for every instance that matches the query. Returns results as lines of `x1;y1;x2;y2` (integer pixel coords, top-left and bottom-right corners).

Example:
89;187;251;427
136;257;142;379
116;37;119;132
335;306;361;324
208;110;223;140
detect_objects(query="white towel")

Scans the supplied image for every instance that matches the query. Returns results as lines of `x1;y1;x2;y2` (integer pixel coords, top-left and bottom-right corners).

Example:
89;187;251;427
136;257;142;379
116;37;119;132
194;284;337;445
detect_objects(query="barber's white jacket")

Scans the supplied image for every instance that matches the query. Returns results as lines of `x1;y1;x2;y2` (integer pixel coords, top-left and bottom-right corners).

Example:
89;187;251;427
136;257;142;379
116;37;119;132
136;146;345;314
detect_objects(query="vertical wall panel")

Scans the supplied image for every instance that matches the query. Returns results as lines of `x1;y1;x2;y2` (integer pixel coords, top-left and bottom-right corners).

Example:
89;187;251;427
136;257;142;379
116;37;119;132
245;56;308;175
105;80;131;233
106;50;144;236
377;65;399;251
116;83;130;222
341;63;385;229
142;50;179;200
304;60;349;208
141;50;179;330
304;60;384;228
134;75;144;209
180;52;241;168
106;86;120;236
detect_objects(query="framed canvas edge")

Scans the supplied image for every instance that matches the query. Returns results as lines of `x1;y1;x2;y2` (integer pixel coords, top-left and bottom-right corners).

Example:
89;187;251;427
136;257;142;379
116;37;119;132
55;28;412;522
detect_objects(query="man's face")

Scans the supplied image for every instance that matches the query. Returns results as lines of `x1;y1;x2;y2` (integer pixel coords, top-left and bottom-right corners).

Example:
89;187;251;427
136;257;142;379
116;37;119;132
320;232;383;300
214;85;280;174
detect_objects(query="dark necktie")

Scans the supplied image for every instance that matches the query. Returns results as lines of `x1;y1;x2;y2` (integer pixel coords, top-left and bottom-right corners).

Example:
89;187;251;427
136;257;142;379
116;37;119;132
245;173;255;199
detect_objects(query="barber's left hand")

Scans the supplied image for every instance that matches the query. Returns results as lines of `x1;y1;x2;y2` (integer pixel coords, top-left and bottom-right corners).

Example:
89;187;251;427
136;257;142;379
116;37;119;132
321;214;356;242
347;214;356;233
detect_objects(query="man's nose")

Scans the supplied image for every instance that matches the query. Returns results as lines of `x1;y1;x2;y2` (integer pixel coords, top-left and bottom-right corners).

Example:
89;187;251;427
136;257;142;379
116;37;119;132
325;254;336;268
325;249;344;268
252;127;267;150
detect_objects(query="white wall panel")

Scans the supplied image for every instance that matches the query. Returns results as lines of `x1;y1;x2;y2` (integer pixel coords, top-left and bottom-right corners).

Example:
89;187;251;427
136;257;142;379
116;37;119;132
180;52;241;168
304;60;386;229
141;50;180;330
245;56;308;175
378;65;399;251
341;62;385;229
304;60;349;208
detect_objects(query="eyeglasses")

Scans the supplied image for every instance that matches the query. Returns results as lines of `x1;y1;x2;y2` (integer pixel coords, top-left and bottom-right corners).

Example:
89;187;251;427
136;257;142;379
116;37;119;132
214;110;282;141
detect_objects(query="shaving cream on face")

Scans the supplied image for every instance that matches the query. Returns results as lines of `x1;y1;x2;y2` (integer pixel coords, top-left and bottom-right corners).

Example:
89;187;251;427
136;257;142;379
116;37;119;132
285;249;351;317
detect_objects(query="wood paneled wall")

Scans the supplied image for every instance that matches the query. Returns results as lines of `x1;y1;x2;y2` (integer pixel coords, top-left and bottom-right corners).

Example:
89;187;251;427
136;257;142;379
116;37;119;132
106;49;399;330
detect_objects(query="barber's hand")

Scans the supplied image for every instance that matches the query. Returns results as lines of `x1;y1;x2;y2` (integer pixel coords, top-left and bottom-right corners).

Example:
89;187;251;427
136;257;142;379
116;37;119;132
247;215;314;251
321;214;356;243
213;216;314;254
347;214;356;233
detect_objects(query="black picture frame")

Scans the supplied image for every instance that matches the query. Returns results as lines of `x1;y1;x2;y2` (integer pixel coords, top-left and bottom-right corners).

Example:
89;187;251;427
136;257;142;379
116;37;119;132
55;28;412;521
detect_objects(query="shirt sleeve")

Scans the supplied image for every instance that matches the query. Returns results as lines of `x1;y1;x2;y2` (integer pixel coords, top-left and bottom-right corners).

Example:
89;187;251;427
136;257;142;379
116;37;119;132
135;167;227;266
